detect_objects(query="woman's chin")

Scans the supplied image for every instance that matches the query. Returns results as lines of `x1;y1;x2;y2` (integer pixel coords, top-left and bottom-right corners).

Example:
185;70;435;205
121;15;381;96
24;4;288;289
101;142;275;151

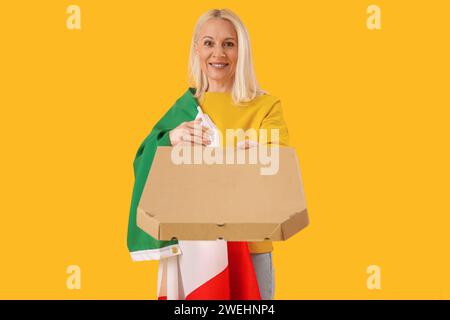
206;74;231;82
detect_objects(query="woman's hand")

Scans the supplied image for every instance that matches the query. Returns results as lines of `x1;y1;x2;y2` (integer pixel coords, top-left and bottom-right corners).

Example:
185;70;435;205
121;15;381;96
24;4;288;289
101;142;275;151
237;140;259;149
169;119;212;146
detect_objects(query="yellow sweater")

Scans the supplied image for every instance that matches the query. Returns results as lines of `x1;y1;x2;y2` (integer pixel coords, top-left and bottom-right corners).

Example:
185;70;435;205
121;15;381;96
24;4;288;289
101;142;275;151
199;91;290;254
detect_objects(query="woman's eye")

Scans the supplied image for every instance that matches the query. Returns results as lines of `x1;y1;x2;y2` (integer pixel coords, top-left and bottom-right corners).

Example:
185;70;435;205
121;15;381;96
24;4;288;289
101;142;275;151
202;40;234;48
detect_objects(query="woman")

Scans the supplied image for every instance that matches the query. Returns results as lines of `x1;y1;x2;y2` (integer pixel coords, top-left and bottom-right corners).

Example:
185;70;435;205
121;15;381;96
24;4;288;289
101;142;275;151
127;8;289;300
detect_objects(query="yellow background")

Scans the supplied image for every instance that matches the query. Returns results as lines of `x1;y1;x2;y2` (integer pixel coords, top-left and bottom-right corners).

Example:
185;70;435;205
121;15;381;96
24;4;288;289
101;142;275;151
0;0;448;299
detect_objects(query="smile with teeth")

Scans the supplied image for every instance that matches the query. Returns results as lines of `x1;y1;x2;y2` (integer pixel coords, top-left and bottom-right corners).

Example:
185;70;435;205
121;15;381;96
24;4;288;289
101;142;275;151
209;63;229;69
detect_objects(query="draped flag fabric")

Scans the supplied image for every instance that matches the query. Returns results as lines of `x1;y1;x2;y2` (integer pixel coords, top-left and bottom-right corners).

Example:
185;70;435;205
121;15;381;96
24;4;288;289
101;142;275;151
127;87;261;300
157;241;261;300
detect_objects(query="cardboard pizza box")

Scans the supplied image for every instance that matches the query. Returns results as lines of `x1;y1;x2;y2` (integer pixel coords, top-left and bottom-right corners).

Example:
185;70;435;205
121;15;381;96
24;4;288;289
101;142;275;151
137;146;309;241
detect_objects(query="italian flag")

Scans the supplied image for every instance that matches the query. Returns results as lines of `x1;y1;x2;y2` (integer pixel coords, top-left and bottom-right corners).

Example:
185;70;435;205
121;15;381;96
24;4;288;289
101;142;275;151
157;241;261;300
127;87;261;300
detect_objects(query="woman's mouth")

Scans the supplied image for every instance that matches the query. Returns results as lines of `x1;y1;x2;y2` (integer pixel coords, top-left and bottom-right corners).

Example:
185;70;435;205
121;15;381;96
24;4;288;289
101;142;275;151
209;63;229;69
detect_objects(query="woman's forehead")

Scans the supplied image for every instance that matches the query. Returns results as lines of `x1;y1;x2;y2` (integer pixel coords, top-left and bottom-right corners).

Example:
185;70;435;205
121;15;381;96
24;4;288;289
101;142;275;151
199;18;237;40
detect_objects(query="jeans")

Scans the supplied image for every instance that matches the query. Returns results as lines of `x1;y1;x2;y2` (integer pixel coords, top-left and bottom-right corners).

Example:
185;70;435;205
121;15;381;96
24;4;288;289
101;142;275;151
250;252;275;300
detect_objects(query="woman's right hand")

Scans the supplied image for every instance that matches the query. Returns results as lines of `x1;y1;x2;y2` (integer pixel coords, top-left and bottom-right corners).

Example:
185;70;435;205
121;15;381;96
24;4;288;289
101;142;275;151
169;119;212;146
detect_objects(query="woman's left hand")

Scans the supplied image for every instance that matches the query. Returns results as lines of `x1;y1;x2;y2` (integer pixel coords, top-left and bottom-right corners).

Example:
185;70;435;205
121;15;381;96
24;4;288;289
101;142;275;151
237;140;259;149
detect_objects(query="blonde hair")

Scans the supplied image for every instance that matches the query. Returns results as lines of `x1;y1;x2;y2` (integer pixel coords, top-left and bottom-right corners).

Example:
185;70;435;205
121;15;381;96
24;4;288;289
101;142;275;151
188;9;266;105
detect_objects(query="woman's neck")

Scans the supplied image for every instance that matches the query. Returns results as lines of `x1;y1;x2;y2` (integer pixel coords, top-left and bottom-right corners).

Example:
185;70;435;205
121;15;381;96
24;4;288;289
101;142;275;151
207;80;233;93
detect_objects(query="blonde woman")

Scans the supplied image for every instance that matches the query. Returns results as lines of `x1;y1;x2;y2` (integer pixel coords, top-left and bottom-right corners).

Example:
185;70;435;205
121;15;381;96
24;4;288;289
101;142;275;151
127;8;289;300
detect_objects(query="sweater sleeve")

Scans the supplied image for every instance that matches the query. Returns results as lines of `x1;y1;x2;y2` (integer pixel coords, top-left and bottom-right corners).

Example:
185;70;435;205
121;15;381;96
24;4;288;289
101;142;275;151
260;100;289;146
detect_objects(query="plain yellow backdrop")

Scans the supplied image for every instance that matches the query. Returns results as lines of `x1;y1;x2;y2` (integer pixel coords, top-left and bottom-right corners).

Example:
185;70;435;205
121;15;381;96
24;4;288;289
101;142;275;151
0;0;448;299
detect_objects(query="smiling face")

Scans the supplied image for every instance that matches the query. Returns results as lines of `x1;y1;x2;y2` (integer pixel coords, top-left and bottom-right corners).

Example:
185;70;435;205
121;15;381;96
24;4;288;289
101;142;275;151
195;18;238;92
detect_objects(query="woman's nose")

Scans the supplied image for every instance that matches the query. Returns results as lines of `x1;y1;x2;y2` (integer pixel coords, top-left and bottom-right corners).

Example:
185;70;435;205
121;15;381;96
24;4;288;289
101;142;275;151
213;46;226;57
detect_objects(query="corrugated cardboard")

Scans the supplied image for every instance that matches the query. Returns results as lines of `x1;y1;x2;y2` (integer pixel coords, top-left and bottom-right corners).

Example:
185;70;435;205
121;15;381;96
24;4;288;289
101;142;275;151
137;146;309;241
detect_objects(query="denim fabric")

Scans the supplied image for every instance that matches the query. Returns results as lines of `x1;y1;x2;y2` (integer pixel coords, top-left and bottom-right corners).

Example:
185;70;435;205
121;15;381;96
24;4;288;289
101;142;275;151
250;252;275;300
